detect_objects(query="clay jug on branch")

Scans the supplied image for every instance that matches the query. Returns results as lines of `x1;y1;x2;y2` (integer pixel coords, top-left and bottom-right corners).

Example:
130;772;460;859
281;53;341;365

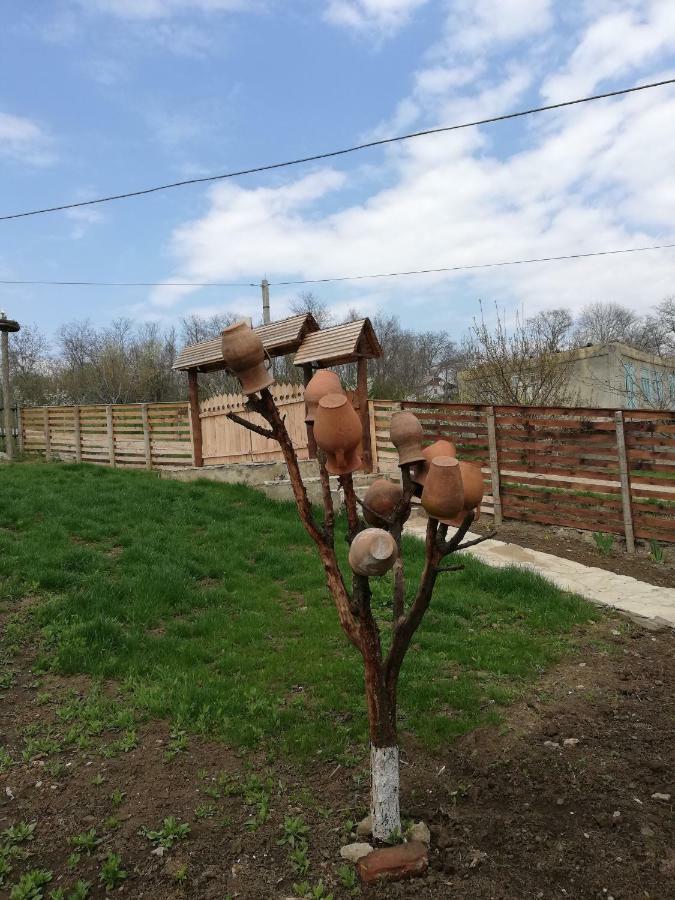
221;321;274;395
313;393;363;475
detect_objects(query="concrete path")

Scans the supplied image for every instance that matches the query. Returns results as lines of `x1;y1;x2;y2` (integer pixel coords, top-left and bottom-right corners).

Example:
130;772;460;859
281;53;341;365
405;521;675;629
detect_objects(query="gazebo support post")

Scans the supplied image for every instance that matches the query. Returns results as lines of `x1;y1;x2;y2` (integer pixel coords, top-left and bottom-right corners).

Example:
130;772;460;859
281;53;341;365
188;369;204;468
302;364;318;460
356;355;372;473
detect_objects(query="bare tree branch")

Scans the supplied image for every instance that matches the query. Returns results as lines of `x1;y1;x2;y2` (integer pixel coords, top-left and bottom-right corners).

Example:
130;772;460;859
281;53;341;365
225;411;275;440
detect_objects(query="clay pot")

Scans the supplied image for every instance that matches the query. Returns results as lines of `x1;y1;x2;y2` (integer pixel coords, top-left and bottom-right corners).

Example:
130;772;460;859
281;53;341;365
348;528;398;577
221;320;274;395
362;479;408;527
412;439;457;487
390;411;425;466
313;393;363;475
421;456;464;521
304;370;344;423
443;461;485;526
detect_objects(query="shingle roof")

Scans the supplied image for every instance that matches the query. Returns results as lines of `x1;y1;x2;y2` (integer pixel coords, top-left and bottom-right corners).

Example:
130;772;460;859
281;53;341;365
173;314;319;372
293;318;382;366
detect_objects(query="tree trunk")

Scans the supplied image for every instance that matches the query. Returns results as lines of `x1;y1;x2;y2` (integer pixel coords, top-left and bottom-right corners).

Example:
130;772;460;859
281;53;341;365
361;623;401;841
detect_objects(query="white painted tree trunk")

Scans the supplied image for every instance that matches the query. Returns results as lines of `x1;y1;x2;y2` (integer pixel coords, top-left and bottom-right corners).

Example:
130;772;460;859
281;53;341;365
370;745;401;841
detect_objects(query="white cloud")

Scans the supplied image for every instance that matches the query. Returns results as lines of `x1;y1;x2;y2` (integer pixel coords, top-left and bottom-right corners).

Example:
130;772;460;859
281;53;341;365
543;1;675;101
154;0;675;329
0;112;54;166
324;0;431;33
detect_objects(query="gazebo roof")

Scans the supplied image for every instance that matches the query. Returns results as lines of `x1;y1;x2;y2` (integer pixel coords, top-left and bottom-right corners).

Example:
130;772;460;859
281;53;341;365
293;318;382;367
173;313;319;373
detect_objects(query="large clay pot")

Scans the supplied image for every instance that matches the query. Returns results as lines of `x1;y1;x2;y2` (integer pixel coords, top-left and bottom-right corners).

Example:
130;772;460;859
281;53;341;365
221;321;274;395
313;393;363;475
304;370;344;423
390;411;425;465
349;528;398;577
443;461;485;526
362;478;408;527
421;456;464;521
412;439;457;487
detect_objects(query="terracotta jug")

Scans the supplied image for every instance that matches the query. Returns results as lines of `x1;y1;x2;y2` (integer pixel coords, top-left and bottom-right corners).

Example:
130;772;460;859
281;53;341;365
421;456;464;521
313;393;363;475
412;439;457;487
348;528;398;577
221;320;274;395
304;370;344;423
362;478;408;527
444;461;484;526
390;411;425;465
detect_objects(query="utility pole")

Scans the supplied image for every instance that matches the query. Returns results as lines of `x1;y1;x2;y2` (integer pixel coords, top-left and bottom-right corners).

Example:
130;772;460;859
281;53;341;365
261;279;270;325
0;311;20;460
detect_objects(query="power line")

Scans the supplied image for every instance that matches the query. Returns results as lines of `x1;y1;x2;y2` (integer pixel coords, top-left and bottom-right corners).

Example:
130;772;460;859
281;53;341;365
2;241;674;289
0;279;256;288
2;78;674;222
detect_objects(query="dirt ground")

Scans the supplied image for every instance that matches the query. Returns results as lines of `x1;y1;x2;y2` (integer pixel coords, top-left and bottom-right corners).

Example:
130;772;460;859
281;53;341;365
1;614;673;900
473;518;675;589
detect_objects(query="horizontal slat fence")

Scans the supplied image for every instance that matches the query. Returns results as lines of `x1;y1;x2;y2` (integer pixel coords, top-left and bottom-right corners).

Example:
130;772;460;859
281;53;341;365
20;402;193;468
372;400;675;546
200;383;308;465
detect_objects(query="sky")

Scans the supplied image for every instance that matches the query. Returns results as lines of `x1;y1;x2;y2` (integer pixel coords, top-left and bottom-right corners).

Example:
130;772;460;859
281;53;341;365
1;0;675;342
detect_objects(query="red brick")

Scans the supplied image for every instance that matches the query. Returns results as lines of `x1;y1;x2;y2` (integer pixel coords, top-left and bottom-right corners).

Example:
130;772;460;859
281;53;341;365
358;840;428;883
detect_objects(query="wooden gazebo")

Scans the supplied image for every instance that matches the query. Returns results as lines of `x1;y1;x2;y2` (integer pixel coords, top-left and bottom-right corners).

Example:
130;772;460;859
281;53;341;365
173;314;382;471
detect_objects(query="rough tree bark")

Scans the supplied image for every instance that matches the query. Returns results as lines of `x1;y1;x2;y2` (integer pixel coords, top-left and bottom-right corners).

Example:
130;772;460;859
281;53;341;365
228;388;495;841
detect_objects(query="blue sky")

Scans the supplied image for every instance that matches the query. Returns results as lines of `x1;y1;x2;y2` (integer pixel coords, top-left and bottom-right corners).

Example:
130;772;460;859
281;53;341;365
1;0;675;342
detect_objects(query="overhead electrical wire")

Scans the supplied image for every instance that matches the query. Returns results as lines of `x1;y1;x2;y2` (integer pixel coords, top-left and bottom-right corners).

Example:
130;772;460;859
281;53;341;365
1;78;674;222
2;241;674;289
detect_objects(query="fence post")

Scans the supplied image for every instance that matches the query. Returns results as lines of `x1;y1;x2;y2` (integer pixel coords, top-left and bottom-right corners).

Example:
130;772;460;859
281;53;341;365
485;406;503;526
73;406;82;463
16;405;24;456
106;405;116;467
43;408;52;461
141;404;152;470
614;410;635;554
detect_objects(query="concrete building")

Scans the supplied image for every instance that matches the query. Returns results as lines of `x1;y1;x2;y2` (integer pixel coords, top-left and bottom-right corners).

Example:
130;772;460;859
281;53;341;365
459;342;675;409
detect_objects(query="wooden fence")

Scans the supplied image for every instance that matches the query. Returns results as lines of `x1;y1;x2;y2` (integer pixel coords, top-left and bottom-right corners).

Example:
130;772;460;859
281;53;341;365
371;400;675;547
199;384;308;465
16;394;675;545
20;403;194;468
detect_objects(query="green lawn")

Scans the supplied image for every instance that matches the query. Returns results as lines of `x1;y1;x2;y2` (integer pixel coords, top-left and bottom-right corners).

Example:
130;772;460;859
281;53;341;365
0;463;597;760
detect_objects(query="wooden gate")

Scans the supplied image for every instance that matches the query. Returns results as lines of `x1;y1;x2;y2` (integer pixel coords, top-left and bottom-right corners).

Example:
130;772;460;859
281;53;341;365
200;384;308;465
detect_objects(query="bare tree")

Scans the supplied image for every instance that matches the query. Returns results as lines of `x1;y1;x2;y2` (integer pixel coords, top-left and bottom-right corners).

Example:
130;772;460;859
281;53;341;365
225;361;494;841
368;314;461;400
7;324;55;406
461;303;574;405
56;319;183;404
289;291;334;329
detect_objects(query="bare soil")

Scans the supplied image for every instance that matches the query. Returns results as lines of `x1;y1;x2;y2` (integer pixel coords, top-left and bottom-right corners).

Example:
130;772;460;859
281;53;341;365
1;616;673;899
474;518;675;589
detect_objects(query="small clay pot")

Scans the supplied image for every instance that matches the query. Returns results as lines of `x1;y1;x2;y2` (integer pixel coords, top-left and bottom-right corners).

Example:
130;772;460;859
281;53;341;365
348;528;398;577
390;411;425;465
443;461;485;526
362;479;408;527
421;456;464;521
221;320;274;395
313;393;363;475
304;370;343;423
412;439;457;487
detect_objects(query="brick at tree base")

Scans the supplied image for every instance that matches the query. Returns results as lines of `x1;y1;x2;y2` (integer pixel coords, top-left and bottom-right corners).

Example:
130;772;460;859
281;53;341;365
358;841;428;883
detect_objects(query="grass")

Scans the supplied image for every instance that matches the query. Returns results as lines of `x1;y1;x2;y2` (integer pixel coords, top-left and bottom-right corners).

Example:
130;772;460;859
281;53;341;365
0;463;598;757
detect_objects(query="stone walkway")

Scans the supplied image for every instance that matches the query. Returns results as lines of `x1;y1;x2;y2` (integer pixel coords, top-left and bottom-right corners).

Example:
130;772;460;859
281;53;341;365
404;521;675;629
